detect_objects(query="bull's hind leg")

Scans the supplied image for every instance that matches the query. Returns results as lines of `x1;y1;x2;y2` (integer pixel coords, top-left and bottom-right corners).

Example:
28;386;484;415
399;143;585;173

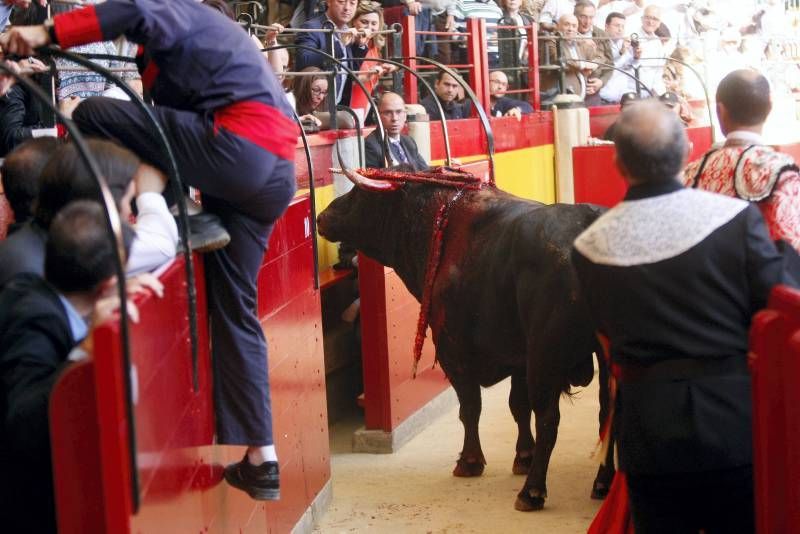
450;374;485;477
509;372;535;475
515;391;560;511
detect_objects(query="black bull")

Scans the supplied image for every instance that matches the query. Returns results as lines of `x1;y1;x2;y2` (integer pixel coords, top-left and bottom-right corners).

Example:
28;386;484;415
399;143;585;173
317;177;611;511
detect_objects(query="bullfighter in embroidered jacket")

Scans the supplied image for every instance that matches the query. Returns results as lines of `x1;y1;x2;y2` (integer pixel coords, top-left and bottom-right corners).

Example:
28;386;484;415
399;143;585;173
683;69;800;250
0;0;299;500
574;101;793;533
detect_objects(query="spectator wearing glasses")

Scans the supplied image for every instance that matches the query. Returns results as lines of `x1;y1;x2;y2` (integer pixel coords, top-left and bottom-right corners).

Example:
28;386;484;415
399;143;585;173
489;70;532;119
539;13;597;103
364;92;428;170
288;67;329;130
631;4;669;96
574;0;613;105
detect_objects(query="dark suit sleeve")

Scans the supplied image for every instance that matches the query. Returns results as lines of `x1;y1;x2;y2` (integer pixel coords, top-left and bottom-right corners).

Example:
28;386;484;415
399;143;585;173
420;96;440;121
744;205;789;312
363;132;384;168
294;23;326;71
1;312;72;456
403;136;429;171
0;86;34;156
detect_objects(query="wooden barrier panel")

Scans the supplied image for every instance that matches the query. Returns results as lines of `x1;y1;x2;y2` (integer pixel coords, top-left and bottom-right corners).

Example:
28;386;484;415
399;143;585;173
750;285;800;534
50;194;329;533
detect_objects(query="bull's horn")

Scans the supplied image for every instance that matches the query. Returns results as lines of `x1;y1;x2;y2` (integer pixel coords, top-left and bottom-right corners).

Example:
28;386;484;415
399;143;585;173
329;167;401;191
333;141;400;191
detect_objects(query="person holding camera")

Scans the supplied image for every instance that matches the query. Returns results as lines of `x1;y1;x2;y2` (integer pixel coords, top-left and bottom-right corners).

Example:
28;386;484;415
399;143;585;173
630;4;668;96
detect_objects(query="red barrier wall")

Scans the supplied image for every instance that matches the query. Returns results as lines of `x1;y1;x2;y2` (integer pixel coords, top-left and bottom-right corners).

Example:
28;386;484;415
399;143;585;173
572;126;714;207
50;195;328;533
359;256;449;432
750;285;800;534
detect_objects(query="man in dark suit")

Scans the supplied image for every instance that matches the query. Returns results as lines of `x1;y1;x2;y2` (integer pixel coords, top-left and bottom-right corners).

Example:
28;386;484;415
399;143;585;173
294;0;368;105
364;92;428;170
0;201;134;534
420;71;471;121
489;70;533;119
573;101;794;533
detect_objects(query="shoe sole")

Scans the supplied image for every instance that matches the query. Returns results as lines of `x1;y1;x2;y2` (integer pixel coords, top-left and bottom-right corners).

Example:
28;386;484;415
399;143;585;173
189;232;231;253
224;468;280;501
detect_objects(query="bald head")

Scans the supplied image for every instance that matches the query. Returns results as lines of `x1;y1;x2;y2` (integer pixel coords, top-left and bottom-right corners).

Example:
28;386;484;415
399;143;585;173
489;70;509;97
613;100;687;185
557;14;578;38
716;69;771;133
378;92;407;137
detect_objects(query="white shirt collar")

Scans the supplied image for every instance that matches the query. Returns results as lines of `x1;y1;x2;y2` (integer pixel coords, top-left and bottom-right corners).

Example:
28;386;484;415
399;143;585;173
726;130;764;145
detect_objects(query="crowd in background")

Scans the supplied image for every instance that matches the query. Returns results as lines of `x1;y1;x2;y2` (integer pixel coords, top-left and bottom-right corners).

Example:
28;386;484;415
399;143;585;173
2;0;800;143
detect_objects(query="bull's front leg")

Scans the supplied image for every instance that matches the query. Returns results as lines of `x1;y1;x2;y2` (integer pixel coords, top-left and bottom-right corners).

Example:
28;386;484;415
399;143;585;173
449;372;485;477
515;391;560;511
509;372;535;475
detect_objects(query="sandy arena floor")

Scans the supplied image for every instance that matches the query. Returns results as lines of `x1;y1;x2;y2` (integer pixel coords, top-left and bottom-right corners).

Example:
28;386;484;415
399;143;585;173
313;376;604;533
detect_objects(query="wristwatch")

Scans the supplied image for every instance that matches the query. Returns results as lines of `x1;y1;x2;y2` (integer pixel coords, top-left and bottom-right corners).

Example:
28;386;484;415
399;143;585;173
44;19;58;45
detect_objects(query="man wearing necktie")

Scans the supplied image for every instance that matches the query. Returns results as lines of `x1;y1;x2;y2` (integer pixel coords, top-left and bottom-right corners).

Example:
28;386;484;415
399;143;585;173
364;92;429;170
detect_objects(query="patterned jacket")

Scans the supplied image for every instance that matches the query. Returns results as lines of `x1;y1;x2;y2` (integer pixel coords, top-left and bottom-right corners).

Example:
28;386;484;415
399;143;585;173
683;132;800;250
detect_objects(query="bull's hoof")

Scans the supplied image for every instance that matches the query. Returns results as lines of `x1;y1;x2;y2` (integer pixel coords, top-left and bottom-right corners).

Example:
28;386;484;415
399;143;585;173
590;480;610;500
514;488;546;512
453;457;485;477
512;452;533;475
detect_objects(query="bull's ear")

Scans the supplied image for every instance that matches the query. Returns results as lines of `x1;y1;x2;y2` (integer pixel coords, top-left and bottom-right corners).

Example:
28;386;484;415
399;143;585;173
330;167;403;192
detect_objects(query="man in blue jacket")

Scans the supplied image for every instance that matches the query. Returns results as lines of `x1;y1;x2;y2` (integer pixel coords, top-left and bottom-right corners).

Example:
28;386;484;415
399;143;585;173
1;0;299;500
294;0;368;105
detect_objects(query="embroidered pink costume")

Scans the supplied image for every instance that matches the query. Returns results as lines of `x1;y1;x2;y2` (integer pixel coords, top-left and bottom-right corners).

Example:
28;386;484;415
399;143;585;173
683;130;800;250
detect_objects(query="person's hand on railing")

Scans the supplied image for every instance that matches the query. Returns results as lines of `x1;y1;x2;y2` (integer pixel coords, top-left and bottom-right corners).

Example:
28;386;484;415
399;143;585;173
0;24;50;57
299;113;322;128
125;272;165;300
58;95;81;119
444;15;456;32
504;107;522;121
585;77;603;96
339;27;359;46
405;0;422;16
354;27;373;48
265;23;284;47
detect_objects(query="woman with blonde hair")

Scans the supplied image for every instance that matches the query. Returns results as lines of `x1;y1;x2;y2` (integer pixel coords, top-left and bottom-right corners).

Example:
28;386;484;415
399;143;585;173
348;1;396;114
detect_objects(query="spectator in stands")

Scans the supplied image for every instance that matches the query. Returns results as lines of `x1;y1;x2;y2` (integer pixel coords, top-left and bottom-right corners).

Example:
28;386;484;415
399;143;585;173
0;137;58;234
49;0;142;101
575;0;613;105
489;70;532;119
573;98;787;534
683;69;800;250
263;24;290;82
498;0;534;89
539;0;583;32
295;0;368;105
631;4;668;96
288;66;329;130
539;13;596;102
0;139;177;287
364;92;428;170
597;11;635;103
452;0;503;67
0;200;136;534
420;70;471;121
349;1;397;115
0;57;54;157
